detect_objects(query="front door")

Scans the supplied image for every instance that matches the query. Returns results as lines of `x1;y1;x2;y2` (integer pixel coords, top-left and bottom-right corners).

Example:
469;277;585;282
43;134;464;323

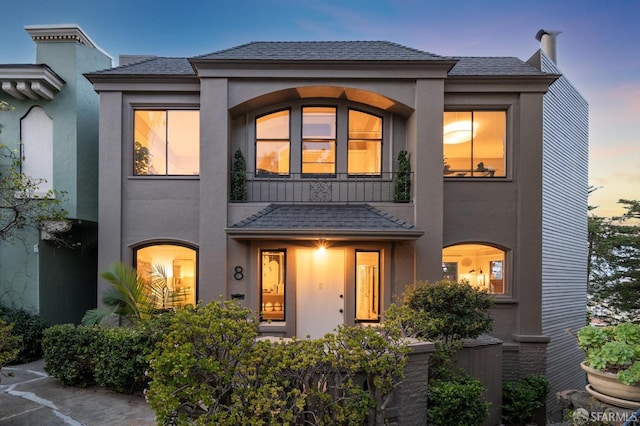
296;248;345;339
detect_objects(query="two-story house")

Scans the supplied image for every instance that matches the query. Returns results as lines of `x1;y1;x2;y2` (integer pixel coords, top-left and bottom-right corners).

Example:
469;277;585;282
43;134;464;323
86;30;587;418
0;24;112;324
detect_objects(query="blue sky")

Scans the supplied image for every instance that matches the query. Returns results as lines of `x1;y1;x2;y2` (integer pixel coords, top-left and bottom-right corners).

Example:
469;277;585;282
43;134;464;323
2;0;638;218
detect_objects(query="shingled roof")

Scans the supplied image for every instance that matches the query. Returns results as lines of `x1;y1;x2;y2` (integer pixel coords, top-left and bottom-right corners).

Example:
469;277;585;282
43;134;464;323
87;41;554;78
226;204;423;240
449;57;550;76
195;41;447;61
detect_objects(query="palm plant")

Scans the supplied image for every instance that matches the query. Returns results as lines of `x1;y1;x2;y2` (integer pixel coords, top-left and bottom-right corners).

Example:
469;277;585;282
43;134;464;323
82;262;157;326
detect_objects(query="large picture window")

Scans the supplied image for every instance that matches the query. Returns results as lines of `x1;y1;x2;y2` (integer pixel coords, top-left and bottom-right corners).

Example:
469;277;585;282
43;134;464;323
134;110;199;176
442;244;506;294
355;251;380;321
348;110;382;175
261;250;286;321
135;244;197;309
443;111;506;178
302;107;336;174
256;110;290;175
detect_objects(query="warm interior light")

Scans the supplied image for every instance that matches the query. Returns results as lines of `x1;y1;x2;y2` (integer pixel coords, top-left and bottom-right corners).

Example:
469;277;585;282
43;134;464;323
444;121;478;144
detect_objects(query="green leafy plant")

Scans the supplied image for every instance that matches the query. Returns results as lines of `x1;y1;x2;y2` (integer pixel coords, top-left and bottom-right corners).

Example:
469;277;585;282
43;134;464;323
577;323;640;385
82;262;157;326
0;305;47;364
393;150;411;202
427;374;489;426
502;375;550;425
42;313;171;392
145;300;409;425
0;318;22;381
230;149;247;202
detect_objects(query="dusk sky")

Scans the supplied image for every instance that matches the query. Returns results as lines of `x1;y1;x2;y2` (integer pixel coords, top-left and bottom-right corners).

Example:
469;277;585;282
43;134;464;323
2;0;638;219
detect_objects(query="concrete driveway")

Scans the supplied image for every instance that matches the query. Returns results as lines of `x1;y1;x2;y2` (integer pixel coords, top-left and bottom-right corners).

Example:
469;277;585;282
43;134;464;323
0;360;156;425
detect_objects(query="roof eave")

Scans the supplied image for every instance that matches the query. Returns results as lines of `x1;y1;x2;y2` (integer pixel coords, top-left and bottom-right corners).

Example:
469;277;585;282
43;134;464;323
225;228;424;241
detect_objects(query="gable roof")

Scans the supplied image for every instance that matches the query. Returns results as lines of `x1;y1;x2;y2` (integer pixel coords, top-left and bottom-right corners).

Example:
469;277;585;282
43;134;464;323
88;56;195;75
226;204;423;240
195;41;447;61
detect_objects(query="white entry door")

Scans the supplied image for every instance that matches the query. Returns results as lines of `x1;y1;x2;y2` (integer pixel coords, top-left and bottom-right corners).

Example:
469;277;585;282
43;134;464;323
296;248;345;339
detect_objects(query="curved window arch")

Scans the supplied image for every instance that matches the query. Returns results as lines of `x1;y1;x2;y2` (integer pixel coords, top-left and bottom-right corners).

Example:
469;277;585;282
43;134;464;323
134;243;197;308
442;243;507;294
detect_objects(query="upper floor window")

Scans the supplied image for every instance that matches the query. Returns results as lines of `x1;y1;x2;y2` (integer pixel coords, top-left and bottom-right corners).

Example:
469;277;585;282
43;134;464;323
256;110;290;175
443;111;506;178
20;106;53;196
134;110;199;176
302;107;336;174
442;244;506;295
348;110;382;175
135;243;197;309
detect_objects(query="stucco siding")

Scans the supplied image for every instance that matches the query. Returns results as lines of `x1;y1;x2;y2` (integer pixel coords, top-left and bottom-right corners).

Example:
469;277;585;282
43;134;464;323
540;52;589;417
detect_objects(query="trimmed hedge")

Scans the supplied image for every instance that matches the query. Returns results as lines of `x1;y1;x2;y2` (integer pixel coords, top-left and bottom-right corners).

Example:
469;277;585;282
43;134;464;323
42;313;172;392
0;305;48;364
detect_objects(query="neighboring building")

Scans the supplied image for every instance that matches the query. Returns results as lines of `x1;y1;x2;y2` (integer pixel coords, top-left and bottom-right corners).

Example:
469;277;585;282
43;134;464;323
86;30;588;419
0;25;112;324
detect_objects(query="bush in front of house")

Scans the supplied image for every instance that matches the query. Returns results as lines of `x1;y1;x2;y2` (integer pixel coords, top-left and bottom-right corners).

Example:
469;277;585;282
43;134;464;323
0;318;22;379
0;304;48;364
145;299;409;425
501;375;550;425
385;279;494;425
427;374;490;426
42;312;172;392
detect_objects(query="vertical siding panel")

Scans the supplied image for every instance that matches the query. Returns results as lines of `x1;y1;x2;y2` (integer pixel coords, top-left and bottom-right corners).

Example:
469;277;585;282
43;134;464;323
540;53;589;417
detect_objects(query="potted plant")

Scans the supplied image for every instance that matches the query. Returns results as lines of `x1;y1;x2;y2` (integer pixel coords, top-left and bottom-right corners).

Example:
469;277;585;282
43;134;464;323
393;150;410;203
231;149;247;202
577;323;640;406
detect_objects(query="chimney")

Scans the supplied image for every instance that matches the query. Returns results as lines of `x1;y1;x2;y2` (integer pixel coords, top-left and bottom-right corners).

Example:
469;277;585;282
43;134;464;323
535;29;562;64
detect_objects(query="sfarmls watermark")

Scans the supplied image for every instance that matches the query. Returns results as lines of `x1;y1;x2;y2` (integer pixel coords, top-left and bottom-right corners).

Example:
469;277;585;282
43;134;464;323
572;407;639;425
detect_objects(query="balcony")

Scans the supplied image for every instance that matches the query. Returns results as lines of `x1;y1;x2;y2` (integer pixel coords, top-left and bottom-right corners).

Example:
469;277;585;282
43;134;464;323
230;172;412;203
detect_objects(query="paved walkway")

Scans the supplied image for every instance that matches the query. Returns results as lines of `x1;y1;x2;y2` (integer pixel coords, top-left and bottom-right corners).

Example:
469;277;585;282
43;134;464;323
0;360;156;425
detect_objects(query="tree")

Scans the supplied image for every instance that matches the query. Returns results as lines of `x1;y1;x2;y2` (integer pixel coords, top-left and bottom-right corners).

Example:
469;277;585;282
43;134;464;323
0;101;66;241
588;199;640;323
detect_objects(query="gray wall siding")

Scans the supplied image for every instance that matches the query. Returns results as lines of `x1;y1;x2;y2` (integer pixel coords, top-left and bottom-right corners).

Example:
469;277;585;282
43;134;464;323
540;53;589;417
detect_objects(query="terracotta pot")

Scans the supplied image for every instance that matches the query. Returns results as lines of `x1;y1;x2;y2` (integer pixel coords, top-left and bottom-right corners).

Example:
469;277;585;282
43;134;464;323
581;361;640;403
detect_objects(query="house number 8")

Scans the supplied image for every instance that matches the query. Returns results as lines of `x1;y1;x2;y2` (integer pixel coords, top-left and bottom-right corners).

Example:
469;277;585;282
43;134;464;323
233;266;244;280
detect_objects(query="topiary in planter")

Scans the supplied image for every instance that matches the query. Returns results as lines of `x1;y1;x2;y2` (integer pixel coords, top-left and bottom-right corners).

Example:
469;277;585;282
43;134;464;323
231;149;247;202
393;150;411;202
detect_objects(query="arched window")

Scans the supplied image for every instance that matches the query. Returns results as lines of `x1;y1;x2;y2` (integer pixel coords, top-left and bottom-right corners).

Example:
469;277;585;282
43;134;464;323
442;244;507;294
134;243;197;308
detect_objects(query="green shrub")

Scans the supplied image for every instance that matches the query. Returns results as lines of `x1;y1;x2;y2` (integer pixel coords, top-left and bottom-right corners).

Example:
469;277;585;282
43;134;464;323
43;313;171;391
146;300;409;425
402;280;494;345
0;318;21;371
427;373;489;426
501;375;550;425
42;324;97;387
0;305;48;364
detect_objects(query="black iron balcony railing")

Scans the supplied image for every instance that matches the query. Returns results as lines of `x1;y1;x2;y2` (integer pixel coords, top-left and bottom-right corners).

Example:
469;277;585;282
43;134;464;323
230;172;412;203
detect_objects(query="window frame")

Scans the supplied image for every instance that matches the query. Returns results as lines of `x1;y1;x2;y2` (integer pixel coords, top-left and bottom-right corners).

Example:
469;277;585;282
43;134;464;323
132;108;200;177
133;241;199;308
354;249;381;323
301;106;337;176
443;108;509;179
255;108;291;176
260;248;287;322
441;243;509;296
347;108;383;177
245;101;390;178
